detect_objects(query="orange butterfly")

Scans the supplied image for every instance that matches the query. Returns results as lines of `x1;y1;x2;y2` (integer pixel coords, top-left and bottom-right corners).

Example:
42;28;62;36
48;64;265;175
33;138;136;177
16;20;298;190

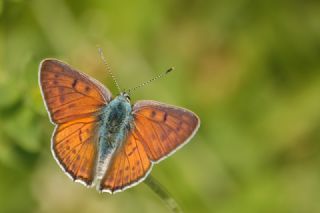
39;59;200;193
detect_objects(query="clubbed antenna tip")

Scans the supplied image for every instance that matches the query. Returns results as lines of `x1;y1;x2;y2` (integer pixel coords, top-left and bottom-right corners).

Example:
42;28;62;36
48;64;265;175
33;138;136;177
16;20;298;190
166;67;174;74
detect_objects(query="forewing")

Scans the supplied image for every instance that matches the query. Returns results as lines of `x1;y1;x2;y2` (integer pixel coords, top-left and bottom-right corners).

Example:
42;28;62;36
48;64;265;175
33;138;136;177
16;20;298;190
99;132;151;193
39;59;112;124
52;116;99;186
132;100;200;162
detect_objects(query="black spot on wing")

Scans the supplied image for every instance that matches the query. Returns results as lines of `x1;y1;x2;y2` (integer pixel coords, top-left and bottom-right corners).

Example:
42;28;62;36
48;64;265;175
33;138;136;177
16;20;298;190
163;112;168;122
72;79;78;88
85;86;91;93
151;111;156;118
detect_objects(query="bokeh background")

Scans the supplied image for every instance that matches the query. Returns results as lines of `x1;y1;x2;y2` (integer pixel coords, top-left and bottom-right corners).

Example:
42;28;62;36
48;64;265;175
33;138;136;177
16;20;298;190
1;0;320;212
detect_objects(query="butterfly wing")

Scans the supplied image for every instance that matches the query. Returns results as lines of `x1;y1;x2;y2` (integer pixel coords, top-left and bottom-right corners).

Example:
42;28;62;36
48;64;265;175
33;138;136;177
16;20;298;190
52;117;99;185
99;100;199;193
132;100;200;162
99;132;151;193
39;59;112;124
39;59;112;186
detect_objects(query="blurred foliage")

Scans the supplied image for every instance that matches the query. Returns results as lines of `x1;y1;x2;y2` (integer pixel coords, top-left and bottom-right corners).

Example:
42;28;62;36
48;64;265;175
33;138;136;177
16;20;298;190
1;0;320;212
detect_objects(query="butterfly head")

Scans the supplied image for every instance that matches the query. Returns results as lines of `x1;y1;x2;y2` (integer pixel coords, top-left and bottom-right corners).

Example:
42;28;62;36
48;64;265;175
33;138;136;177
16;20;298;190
120;92;131;103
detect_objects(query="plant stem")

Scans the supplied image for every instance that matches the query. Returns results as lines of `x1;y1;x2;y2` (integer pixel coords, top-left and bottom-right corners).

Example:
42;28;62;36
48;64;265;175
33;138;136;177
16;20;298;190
144;175;183;213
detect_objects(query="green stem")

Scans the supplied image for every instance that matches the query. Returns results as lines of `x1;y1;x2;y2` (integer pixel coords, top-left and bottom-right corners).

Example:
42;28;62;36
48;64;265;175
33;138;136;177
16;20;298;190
144;175;183;213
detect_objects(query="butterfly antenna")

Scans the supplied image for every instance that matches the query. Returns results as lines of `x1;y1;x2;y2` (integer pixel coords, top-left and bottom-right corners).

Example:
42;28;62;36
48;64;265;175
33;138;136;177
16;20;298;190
127;67;174;95
98;47;122;93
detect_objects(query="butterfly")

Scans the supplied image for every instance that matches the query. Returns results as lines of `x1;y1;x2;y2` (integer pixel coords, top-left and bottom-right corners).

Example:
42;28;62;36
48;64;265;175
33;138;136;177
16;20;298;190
39;59;200;194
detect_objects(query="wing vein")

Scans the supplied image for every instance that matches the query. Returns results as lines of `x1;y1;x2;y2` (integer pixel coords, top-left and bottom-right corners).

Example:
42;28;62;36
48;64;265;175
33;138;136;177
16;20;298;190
50;97;98;111
124;150;131;185
149;121;166;155
46;92;77;100
135;113;179;133
45;85;105;104
112;151;123;189
133;120;155;159
53;112;101;123
74;136;94;178
132;133;147;171
57;120;98;133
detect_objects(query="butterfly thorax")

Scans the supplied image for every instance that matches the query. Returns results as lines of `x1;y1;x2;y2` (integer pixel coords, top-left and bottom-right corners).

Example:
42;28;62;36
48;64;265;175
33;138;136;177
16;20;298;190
95;95;133;181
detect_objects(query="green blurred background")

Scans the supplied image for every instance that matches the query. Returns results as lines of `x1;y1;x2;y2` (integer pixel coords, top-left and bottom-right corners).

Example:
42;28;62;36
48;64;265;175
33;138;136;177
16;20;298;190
1;0;320;212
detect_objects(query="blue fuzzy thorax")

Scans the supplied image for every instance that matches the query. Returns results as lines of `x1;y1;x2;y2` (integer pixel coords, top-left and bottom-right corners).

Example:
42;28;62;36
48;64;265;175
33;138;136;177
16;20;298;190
96;95;133;179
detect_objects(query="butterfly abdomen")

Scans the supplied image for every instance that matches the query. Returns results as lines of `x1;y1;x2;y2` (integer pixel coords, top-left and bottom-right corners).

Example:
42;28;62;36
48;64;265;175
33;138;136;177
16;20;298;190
95;95;133;180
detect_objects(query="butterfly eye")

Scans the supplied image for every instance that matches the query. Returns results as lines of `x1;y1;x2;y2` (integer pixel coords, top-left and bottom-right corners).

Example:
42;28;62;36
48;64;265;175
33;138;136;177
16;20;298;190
121;92;131;102
125;95;131;102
